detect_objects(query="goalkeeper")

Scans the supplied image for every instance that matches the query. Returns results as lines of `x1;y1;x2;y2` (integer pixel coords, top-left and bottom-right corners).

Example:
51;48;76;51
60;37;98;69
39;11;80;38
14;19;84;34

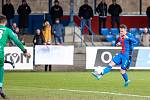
0;15;30;99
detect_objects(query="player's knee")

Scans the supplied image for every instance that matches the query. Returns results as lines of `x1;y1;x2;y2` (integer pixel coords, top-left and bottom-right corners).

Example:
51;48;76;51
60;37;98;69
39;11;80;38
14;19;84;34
109;61;116;67
120;69;126;74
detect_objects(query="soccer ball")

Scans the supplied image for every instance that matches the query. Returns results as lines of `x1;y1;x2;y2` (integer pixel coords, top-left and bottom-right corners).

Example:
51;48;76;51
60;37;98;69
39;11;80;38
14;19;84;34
94;66;104;74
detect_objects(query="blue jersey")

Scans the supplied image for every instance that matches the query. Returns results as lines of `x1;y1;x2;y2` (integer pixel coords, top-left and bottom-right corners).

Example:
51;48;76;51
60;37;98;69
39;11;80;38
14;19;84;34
113;33;138;70
116;33;138;56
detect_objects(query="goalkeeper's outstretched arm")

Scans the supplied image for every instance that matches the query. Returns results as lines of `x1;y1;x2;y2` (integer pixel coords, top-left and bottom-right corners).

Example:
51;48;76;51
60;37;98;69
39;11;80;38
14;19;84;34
8;29;31;58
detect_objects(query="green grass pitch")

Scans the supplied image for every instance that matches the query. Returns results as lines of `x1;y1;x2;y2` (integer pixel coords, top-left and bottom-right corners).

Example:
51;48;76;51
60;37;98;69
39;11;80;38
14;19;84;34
2;71;150;100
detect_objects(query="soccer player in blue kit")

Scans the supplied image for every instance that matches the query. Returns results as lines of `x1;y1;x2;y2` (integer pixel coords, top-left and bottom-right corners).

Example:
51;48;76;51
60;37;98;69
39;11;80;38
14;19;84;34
92;24;138;87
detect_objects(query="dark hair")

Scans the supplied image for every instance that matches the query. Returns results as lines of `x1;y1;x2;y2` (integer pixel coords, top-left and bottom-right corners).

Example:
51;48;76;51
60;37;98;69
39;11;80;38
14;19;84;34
0;15;7;23
55;18;59;21
84;0;88;2
54;0;59;3
44;19;49;23
119;24;127;29
22;0;26;2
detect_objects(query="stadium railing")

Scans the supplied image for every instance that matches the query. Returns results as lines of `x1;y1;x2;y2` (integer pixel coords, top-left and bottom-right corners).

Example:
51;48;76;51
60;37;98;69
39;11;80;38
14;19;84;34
74;16;96;47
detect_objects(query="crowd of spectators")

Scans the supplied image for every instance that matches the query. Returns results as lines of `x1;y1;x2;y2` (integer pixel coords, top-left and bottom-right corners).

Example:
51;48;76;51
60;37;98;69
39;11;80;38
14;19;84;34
2;0;30;46
1;0;150;47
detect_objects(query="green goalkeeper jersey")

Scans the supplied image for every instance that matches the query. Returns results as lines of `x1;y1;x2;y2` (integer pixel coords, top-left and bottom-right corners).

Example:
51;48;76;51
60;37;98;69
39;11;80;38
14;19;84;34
0;25;25;58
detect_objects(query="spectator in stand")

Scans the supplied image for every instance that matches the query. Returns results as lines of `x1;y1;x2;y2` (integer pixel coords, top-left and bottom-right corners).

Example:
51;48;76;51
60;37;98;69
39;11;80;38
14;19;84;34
50;0;63;24
108;0;122;28
15;27;20;38
52;18;64;45
42;20;52;72
17;0;31;35
2;0;15;28
141;27;150;47
11;23;20;38
96;0;107;34
33;29;45;68
20;37;25;45
33;29;45;45
78;0;94;35
42;20;52;44
9;23;20;46
146;6;150;28
12;23;18;32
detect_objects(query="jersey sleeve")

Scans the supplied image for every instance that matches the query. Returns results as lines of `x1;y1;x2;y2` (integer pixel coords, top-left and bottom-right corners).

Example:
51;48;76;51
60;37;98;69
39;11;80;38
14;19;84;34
8;29;26;52
128;34;138;46
115;37;121;46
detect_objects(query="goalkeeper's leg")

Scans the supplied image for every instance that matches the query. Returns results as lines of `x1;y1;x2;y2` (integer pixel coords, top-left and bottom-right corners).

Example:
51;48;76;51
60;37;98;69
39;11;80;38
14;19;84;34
0;67;7;99
0;59;7;99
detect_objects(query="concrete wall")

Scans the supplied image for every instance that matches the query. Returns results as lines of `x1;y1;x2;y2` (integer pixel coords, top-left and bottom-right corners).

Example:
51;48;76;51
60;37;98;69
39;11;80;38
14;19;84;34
0;0;150;15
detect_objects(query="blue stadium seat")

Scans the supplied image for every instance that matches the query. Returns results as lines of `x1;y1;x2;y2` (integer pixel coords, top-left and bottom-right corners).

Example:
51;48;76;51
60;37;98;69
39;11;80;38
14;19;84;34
101;28;110;35
106;35;115;42
129;28;138;35
115;34;120;39
111;40;116;46
139;28;144;34
135;38;140;46
110;28;119;35
149;28;150;34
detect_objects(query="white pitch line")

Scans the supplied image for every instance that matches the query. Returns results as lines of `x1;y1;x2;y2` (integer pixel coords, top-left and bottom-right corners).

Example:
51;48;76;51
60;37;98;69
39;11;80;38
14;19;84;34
58;89;150;99
6;87;150;99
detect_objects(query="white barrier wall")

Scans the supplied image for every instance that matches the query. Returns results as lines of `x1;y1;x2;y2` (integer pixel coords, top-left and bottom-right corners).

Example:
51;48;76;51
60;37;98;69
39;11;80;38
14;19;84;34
35;45;74;65
4;47;33;70
4;46;150;70
86;47;150;69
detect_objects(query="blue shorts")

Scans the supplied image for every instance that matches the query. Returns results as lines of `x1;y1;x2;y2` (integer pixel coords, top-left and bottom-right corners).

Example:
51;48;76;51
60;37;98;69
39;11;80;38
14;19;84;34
112;53;132;70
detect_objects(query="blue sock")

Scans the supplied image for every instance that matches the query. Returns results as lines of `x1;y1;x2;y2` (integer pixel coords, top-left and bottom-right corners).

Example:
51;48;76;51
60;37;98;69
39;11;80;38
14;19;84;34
102;65;112;75
122;73;128;82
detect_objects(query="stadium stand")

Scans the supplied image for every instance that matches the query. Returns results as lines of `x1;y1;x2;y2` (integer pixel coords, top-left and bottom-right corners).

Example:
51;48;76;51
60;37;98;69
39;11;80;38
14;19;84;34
101;28;110;36
129;28;139;36
106;35;115;42
139;28;145;34
0;0;150;47
110;28;119;35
